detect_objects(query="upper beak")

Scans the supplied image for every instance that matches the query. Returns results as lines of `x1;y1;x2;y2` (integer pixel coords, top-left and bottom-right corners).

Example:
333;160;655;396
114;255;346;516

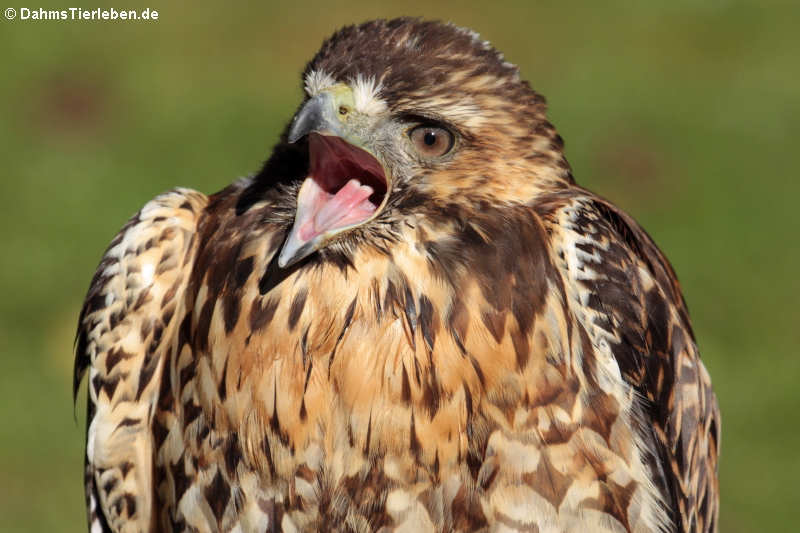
288;92;343;143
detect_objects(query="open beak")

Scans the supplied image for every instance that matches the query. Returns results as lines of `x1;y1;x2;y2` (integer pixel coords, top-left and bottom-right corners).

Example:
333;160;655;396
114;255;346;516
277;91;389;268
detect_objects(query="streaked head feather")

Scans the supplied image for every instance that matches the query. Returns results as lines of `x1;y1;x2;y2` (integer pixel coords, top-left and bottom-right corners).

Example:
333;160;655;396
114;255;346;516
304;69;336;97
350;74;387;115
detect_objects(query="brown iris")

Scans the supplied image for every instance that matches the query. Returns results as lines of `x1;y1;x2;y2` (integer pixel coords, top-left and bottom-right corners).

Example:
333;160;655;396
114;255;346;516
409;125;454;158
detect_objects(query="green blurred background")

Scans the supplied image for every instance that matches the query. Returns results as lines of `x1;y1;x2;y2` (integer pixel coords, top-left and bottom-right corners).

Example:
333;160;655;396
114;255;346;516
1;1;797;531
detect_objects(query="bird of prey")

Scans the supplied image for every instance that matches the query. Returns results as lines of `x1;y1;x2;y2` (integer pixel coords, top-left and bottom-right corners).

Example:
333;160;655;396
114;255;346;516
74;18;720;533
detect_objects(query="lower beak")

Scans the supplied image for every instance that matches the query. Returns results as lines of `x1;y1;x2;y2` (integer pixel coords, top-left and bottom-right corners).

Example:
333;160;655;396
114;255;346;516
277;176;329;268
277;127;388;269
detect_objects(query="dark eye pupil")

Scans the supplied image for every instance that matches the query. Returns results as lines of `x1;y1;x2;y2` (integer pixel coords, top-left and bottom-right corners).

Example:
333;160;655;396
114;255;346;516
423;131;437;146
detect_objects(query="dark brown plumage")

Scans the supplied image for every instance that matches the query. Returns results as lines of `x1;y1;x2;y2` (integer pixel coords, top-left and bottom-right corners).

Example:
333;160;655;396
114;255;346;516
75;18;719;532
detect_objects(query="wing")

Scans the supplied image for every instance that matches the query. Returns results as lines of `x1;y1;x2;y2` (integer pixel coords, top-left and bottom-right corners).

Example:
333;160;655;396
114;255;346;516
536;189;720;533
74;188;207;532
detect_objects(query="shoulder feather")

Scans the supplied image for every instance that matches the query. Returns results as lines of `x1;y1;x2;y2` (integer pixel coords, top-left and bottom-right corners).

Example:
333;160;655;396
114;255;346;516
74;188;207;532
536;188;720;533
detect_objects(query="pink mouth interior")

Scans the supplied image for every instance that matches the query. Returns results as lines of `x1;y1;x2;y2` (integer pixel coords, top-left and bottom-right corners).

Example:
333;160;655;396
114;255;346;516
295;133;387;241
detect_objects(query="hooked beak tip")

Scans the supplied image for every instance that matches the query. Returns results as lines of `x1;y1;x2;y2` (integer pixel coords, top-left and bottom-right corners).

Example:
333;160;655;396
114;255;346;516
287;119;305;144
288;93;335;145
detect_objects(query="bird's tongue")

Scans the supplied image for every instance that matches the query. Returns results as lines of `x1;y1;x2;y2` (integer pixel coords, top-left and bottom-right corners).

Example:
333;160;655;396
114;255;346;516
295;176;377;241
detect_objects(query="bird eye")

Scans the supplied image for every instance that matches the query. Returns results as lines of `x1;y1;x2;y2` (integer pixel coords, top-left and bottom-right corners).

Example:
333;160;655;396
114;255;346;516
409;125;454;158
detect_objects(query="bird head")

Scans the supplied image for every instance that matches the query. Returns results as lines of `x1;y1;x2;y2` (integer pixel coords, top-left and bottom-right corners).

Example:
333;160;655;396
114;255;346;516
262;18;572;268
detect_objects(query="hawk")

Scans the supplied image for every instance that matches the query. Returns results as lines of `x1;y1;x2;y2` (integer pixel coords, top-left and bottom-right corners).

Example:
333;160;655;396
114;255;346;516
74;18;720;533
